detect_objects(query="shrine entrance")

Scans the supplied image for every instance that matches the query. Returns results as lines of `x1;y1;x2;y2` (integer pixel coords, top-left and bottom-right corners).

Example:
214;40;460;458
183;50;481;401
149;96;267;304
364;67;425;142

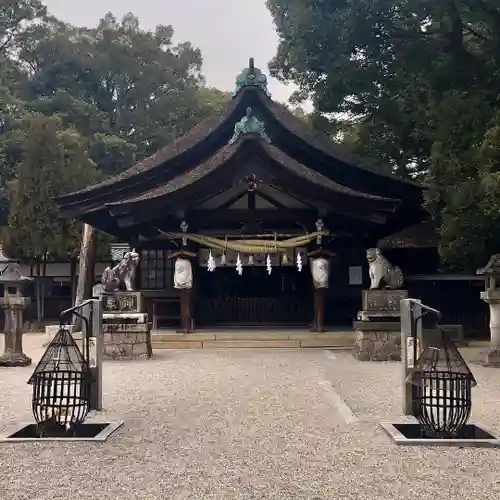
195;265;313;326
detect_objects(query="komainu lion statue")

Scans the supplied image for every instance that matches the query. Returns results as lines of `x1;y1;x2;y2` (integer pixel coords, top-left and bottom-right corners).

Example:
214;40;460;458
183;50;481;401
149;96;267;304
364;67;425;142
366;248;403;290
311;257;329;289
101;249;140;292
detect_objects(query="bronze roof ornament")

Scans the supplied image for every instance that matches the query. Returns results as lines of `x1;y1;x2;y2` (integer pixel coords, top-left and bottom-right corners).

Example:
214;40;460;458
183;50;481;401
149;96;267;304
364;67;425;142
233;58;271;98
228;107;271;145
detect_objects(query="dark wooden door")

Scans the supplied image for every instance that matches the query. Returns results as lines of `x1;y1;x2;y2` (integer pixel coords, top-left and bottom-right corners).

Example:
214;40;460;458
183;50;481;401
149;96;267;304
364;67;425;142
195;266;312;326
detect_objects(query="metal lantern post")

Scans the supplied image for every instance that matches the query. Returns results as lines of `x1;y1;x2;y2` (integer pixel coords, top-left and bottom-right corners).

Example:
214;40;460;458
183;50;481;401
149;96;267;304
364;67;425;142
408;328;477;438
27;327;92;437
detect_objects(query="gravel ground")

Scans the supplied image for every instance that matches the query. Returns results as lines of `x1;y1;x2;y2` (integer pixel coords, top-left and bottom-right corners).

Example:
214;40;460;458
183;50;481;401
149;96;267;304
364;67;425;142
0;335;500;500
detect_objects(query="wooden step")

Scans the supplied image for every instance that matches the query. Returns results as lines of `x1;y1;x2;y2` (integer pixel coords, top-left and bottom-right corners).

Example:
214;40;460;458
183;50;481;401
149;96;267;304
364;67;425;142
151;331;355;349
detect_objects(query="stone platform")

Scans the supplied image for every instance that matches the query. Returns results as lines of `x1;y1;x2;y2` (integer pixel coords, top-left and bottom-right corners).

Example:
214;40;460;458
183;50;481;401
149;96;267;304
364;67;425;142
151;330;355;349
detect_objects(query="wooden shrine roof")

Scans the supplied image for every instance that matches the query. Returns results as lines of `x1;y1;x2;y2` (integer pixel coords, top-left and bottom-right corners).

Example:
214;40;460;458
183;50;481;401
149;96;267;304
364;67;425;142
378;221;438;249
55;59;427;238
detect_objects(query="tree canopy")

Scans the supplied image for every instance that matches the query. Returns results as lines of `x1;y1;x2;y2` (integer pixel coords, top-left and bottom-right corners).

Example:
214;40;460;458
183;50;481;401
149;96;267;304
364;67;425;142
267;0;500;270
0;2;231;260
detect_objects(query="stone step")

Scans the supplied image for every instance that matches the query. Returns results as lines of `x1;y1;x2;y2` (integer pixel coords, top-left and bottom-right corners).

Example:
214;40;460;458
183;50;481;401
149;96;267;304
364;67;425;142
151;332;355;349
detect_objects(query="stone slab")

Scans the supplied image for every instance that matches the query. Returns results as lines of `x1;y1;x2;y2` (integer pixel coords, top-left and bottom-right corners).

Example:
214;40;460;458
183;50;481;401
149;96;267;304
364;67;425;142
102;291;143;313
287;332;353;341
215;332;290;341
300;338;354;348
353;321;400;331
103;312;147;323
362;289;408;312
353;329;401;361
357;310;402;321
104;323;149;333
151;341;203;349
202;340;301;349
152;333;216;342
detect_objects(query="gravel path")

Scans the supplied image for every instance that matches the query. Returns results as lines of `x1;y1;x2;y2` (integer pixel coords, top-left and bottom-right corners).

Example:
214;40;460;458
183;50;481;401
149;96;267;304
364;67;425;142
0;335;500;499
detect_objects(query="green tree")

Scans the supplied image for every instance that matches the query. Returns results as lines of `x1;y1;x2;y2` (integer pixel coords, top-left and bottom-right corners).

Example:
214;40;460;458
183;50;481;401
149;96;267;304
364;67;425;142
3;114;99;319
18;13;210;161
4;114;97;261
267;0;500;270
0;0;46;59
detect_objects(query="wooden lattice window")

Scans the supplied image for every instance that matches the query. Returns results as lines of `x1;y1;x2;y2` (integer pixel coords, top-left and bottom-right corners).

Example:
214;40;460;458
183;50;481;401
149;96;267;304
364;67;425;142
140;249;166;289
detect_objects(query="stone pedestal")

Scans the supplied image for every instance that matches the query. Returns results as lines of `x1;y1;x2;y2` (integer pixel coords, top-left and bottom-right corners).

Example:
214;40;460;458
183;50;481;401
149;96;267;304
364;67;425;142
481;290;500;366
102;292;152;361
353;289;408;362
353;321;401;361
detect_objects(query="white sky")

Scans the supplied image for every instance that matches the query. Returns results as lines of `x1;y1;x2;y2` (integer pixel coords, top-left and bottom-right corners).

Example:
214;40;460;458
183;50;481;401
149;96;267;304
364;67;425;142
42;0;304;106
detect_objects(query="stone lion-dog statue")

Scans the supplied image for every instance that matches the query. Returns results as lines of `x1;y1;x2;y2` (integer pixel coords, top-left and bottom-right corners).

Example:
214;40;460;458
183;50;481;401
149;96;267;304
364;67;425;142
101;249;140;292
366;248;403;290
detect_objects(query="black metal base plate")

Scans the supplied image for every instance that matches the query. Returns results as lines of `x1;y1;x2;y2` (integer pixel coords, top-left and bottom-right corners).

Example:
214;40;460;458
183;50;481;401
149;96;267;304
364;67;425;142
0;421;123;442
380;422;500;447
394;423;495;440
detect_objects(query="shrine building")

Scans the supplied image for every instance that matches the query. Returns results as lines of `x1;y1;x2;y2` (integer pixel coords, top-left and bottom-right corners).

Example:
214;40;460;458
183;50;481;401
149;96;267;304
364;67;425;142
56;58;445;332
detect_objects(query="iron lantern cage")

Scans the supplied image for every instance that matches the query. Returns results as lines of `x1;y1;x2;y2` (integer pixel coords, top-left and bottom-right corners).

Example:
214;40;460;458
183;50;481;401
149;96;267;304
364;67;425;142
408;328;477;438
27;326;92;436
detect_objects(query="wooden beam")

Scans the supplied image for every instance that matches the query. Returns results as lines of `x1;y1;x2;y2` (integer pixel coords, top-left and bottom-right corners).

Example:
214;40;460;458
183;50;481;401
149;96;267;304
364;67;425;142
187;209;317;224
214;190;248;209
255;190;287;209
248;190;256;211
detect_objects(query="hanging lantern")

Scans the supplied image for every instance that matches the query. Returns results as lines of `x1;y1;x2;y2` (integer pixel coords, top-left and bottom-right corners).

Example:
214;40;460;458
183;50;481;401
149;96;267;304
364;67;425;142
282;253;288;265
248;255;254;265
27;327;92;437
409;329;477;438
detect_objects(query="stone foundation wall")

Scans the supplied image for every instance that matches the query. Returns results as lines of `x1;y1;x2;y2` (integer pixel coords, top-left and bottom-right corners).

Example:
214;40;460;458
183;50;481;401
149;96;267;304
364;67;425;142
103;331;152;360
102;323;152;361
353;329;401;362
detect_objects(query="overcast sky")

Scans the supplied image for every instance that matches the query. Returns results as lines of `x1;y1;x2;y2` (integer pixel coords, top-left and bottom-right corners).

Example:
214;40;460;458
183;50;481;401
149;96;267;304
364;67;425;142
42;0;299;105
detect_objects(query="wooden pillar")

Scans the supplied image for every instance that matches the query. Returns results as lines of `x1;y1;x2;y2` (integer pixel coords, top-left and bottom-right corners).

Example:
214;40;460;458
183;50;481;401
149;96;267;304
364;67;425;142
308;248;335;334
179;288;193;333
313;288;326;333
170;249;197;334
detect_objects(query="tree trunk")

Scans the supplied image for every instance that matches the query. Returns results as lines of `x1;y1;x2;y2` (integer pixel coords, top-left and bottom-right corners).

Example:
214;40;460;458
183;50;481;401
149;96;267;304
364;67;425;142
70;258;77;304
74;224;94;329
41;251;47;320
36;260;42;323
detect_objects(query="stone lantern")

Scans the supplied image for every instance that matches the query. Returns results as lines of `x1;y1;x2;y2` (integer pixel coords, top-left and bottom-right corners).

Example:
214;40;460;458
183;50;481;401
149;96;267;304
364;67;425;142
0;260;33;367
477;255;500;366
